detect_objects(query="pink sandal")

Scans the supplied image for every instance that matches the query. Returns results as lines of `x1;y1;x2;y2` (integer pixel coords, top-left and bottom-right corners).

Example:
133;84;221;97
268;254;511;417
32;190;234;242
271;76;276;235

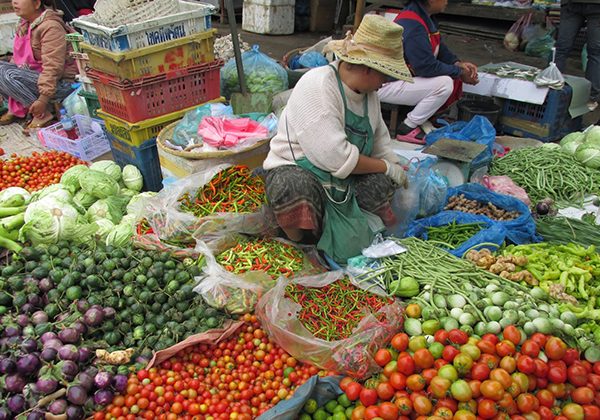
396;125;426;145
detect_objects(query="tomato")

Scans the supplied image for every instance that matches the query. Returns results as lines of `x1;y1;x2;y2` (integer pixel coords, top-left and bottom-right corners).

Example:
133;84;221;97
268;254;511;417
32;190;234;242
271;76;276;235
563;348;580;366
345;381;362;401
547;382;567;399
490;369;512;389
351;405;366;420
516;393;538;414
453;409;477;420
449;329;469;345
545;337;567;361
435;397;458;413
499;356;517;374
478;399;498;419
375;348;393;367
389;371;407;390
412;395;433;415
482;333;500;345
434;407;454;419
538;406;555;420
450;379;473;402
471;363;491;381
376;381;396;401
511;372;529;394
520;340;541;358
503;326;522;346
391;333;409;351
406;303;422;318
582;404;600;420
516;355;535;374
562;403;585;420
414;348;435;369
535;389;554;407
364;405;381;420
430;376;452;398
453;353;474;376
397;354;416;376
468;380;481;398
568;364;589;387
443;345;461;362
481;380;505;401
382;360;397;378
395;396;413;415
359;388;378;407
435;329;450;344
588;373;600;391
547;360;567;384
478;340;498;355
534;359;548;378
496;340;516;357
378;402;399;420
530;333;548;348
571;387;594;405
339;377;354;391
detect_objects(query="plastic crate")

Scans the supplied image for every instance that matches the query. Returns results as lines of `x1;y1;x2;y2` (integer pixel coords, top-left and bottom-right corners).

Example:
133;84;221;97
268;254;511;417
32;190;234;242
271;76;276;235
499;85;583;142
66;33;84;53
97;97;224;147
81;29;216;80
88;60;222;123
78;90;101;118
107;133;163;192
70;51;89;79
72;0;214;53
39;115;110;161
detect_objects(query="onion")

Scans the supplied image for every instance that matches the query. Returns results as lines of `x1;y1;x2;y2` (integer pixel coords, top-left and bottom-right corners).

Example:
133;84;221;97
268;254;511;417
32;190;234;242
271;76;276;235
17;353;40;376
16;314;30;327
58;344;79;361
21;338;38;353
39;277;54;292
7;394;25;414
31;311;49;325
48;399;67;415
113;374;128;393
40;331;58;343
58;328;81;344
59;360;79;380
5;373;26;393
36;377;59;394
83;307;104;327
0;357;16;374
93;389;114;406
66;405;85;420
67;384;87;406
40;347;58;362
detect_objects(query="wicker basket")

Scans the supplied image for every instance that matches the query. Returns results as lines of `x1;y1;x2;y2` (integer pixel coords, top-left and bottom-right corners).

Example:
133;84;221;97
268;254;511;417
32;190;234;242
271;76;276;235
93;0;178;27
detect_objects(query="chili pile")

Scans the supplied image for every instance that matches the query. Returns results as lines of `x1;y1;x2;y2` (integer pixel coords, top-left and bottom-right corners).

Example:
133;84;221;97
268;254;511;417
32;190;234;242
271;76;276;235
285;277;393;341
178;165;265;217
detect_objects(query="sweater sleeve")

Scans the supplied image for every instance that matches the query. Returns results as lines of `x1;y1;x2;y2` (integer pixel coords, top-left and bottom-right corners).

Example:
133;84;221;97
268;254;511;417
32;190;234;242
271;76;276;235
437;41;459;65
369;96;401;164
37;21;67;101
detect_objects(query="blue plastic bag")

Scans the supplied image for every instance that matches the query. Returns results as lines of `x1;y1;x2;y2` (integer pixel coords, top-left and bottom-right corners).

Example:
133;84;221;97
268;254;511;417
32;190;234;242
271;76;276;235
426;116;496;167
298;51;328;69
257;376;342;420
417;159;448;217
446;183;541;245
405;211;506;257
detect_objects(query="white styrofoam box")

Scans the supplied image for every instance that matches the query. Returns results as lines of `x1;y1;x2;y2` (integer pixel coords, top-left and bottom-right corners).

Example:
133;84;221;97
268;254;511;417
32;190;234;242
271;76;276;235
0;13;18;55
242;0;295;35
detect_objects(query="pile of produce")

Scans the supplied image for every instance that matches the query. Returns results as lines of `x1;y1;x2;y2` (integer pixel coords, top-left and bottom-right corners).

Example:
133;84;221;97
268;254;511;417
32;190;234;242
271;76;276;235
0;151;85;192
93;315;320;420
339;326;600;419
445;194;520;220
535;214;600;247
489;146;600;203
560;125;600;169
0;188;31;252
0;243;227;418
426;222;484;250
285;276;393;341
178;165;265;217
298;395;357;420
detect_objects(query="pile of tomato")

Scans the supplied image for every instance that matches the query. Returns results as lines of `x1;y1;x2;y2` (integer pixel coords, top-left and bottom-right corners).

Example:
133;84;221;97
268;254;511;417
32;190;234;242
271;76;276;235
340;326;600;420
93;314;321;420
0;151;85;192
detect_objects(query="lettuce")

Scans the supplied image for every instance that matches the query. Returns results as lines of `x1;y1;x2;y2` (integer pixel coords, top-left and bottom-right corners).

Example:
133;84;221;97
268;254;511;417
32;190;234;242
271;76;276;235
560;131;585;155
575;144;600;169
584;126;600;147
86;196;128;224
79;170;120;199
73;190;97;209
105;221;134;247
90;160;122;182
60;164;89;192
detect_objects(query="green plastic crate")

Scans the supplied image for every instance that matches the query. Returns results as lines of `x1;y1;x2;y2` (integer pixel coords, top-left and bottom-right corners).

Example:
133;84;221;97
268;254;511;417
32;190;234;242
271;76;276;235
78;90;100;118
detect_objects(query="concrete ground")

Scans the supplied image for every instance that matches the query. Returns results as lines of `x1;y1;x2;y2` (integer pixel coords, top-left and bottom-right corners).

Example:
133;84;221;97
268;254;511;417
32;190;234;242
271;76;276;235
0;21;596;159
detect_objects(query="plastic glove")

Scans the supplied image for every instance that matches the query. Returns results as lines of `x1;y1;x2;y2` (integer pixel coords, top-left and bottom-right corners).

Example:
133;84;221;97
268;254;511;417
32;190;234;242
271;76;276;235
383;159;408;188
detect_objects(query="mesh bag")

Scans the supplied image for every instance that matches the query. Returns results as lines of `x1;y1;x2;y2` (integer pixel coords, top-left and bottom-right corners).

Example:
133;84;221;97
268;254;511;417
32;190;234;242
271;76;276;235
92;0;179;27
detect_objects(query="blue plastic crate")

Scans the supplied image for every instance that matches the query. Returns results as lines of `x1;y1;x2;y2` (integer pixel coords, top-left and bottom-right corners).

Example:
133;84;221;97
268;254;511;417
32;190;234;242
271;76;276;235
499;85;582;142
106;133;163;192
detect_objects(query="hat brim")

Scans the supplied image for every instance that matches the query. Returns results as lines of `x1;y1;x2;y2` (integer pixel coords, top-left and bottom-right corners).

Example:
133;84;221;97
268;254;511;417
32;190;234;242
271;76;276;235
327;39;413;83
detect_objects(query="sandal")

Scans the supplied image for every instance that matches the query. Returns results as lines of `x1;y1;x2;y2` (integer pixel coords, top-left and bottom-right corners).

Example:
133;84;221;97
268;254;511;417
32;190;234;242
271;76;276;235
0;112;22;126
22;115;55;136
395;122;426;145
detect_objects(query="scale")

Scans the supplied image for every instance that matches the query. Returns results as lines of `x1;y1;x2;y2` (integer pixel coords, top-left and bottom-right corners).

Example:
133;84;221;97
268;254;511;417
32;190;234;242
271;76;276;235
422;138;488;186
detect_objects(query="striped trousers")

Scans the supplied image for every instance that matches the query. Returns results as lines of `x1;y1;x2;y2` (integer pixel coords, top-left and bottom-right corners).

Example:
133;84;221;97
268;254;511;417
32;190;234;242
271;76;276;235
0;61;74;116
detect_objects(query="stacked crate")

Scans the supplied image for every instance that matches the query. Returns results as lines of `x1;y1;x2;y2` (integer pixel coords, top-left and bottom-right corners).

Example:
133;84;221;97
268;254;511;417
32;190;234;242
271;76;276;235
71;0;221;191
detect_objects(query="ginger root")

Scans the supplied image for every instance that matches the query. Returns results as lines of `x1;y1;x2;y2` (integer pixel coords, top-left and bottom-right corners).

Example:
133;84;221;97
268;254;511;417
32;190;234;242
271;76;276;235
548;283;578;305
496;255;528;267
96;348;135;365
490;262;516;274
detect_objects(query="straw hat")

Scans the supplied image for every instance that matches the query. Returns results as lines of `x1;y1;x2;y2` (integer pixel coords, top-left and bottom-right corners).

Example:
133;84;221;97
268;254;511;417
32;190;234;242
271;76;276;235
325;14;412;82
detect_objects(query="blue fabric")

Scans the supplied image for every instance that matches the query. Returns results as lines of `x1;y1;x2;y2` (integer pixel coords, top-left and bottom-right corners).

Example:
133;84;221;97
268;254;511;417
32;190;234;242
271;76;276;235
394;2;460;78
425;116;496;167
405;211;505;257
257;376;343;420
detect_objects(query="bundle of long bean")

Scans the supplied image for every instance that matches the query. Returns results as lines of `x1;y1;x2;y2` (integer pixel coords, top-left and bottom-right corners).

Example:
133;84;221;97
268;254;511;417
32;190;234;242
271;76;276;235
426;222;484;249
535;216;600;247
178;165;265;217
489;147;600;203
285;277;393;341
216;237;304;279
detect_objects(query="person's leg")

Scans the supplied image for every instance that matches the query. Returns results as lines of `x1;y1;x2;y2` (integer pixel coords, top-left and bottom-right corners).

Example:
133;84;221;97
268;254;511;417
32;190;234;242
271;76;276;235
354;173;397;227
584;5;600;103
0;62;41;112
555;3;585;72
402;76;454;128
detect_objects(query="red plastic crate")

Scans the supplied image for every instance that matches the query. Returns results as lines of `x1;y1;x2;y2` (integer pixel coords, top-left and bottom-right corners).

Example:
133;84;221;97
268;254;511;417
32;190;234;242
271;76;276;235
87;60;222;122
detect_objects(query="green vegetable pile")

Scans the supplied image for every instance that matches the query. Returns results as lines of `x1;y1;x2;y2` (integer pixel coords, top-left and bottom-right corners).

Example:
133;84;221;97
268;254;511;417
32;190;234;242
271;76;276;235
535;215;600;248
561;125;600;169
298;395;357;420
426;222;484;250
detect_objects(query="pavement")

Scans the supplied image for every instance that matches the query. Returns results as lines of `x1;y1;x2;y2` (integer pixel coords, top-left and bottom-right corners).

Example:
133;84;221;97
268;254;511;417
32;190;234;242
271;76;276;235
1;20;597;159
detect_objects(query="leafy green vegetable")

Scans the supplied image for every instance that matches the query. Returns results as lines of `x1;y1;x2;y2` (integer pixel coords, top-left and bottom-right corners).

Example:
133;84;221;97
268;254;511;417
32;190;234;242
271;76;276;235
0;187;31;207
92;218;114;242
105;221;134;247
122;165;143;192
575;144;600;169
560;131;585;155
126;192;156;216
584;126;600;147
60;164;89;191
73;190;97;209
79;170;120;199
90;160;122;182
86;196;128;224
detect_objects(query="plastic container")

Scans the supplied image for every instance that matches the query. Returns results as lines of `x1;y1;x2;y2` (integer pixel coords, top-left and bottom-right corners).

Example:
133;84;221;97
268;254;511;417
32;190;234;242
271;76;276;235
458;99;501;126
39;115;110;161
499;85;583;142
66;33;84;53
72;0;214;53
70;51;90;79
0;13;19;55
88;60;222;123
242;0;295;35
78;90;101;118
81;29;216;80
107;133;163;192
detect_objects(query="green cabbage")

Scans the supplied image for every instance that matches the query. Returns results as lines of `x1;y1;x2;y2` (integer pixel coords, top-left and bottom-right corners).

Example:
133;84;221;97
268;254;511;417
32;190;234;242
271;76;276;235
119;188;138;199
79;170;120;199
575;144;600;169
120;214;138;227
0;187;31;206
73;190;98;209
90;160;122;182
584;126;600;147
93;219;114;242
126;192;157;216
105;221;134;247
560;131;585;155
32;184;74;205
86;196;128;224
122;165;143;192
541;143;561;150
60;164;89;192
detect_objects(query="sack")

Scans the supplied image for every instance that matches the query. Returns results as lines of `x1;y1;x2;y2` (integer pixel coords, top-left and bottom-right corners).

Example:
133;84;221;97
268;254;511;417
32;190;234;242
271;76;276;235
256;271;403;379
445;183;540;245
221;45;289;98
504;13;532;52
405;211;506;257
426;116;496;168
481;175;531;206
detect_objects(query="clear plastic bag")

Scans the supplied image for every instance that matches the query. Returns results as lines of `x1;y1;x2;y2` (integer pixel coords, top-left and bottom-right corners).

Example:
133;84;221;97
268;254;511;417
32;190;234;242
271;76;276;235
221;45;289;98
534;49;565;90
418;159;449;217
256;272;403;379
171;103;233;148
62;85;88;117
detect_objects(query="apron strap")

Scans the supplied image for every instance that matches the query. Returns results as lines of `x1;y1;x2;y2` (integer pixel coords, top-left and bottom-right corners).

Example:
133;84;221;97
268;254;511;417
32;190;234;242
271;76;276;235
328;64;369;118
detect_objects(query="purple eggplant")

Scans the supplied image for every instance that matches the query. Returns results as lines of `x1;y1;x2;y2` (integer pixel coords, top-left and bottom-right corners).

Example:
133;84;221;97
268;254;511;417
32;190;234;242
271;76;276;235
40;331;58;343
36;376;59;394
102;307;116;319
4;373;26;393
0;407;10;420
78;347;91;363
21;303;35;314
112;374;128;393
66;405;85;420
4;324;21;337
58;328;80;344
93;389;114;406
27;410;45;420
39;277;54;292
67;384;87;406
21;338;38;353
31;311;48;325
83;307;104;327
40;347;58;362
71;321;87;336
59;360;79;380
16;354;40;376
7;394;25;413
43;338;63;351
16;314;30;327
48;399;67;415
93;371;113;389
76;299;89;313
75;371;94;391
27;294;42;308
58;344;79;361
0;357;16;374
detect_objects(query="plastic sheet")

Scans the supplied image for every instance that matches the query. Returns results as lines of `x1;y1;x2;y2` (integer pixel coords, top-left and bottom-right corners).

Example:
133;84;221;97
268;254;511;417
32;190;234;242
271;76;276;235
256;272;403;379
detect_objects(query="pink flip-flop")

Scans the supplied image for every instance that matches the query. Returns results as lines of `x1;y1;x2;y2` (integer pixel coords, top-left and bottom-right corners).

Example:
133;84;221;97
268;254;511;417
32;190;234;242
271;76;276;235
396;126;426;145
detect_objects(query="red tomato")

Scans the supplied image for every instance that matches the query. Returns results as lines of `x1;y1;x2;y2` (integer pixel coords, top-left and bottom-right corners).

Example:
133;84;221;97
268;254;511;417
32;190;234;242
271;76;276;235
496;340;516;357
516;355;535;374
339;377;354;391
429;376;452;398
482;333;500;345
414;348;435;370
435;397;458;413
359;388;378;407
594;362;600;375
490;368;513;389
563;348;580;366
376;381;396;401
588;373;600;391
480;354;500;370
548;360;567;384
481;380;505;401
478;340;498;355
345;381;362;401
442;345;461;362
389;372;407;390
471;363;491;381
534;359;549;378
397;354;416;376
364;405;381;420
530;333;548;348
568;365;589;387
520;340;541;358
503;326;521;346
378;402;399;420
435;329;450;344
562;403;585;420
545;337;567;361
374;348;392;367
571;387;594;405
407;374;426;392
582;404;600;420
391;333;409;351
412;395;433;415
395;396;413;415
516;393;538;414
538;406;555;420
478;399;499;419
449;329;469;345
536;389;555;407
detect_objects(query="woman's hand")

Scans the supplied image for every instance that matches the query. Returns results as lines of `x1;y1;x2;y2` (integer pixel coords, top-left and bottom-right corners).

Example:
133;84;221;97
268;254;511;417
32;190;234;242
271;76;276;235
457;61;479;85
383;159;408;188
28;100;48;119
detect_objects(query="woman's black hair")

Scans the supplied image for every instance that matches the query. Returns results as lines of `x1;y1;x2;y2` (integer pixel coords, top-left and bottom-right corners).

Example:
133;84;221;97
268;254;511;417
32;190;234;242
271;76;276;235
41;0;57;10
408;0;429;6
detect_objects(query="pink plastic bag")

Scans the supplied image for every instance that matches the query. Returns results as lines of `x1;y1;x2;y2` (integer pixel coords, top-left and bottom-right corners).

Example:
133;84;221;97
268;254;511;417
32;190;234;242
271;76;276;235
198;117;268;149
482;175;531;206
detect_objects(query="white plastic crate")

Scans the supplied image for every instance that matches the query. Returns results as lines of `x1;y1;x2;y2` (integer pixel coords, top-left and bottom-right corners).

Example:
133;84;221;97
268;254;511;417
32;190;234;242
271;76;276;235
242;0;295;35
72;0;215;53
39;115;110;161
0;13;18;55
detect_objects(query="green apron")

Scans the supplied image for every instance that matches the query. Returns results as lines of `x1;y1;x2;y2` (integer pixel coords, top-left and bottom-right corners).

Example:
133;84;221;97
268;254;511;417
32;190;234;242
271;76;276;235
295;65;376;263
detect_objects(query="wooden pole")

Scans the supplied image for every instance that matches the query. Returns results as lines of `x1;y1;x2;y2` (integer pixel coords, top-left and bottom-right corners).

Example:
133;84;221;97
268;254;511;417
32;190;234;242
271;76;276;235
353;0;365;30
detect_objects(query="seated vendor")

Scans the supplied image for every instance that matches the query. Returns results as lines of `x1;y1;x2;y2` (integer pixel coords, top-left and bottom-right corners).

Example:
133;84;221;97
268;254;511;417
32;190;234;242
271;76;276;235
378;0;479;144
0;0;77;134
263;14;412;264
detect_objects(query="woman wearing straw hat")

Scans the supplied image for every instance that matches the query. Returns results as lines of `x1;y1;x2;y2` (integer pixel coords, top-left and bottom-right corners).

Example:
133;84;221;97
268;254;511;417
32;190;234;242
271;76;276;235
263;14;412;265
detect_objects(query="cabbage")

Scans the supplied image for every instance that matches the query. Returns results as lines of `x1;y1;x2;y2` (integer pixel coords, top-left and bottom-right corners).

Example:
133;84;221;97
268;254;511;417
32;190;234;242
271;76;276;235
126;192;157;216
105;221;134;247
120;214;138;227
93;219;114;242
90;160;122;182
0;187;31;206
119;188;138;199
86;196;128;224
541;143;561;150
560;131;585;155
584;126;600;147
575;144;600;169
79;170;120;199
73;190;97;209
60;165;89;192
32;184;74;204
122;165;143;192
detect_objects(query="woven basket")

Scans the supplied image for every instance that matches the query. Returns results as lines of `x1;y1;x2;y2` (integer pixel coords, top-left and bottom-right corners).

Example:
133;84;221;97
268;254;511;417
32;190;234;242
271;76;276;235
92;0;178;27
157;121;271;160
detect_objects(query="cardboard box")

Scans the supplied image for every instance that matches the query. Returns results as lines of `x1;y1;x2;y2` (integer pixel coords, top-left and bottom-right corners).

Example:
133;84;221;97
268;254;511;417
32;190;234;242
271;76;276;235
310;0;336;32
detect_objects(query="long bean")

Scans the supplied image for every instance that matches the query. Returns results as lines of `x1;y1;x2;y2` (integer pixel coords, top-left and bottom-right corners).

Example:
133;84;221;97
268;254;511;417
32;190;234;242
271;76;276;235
535;216;600;248
426;222;484;249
